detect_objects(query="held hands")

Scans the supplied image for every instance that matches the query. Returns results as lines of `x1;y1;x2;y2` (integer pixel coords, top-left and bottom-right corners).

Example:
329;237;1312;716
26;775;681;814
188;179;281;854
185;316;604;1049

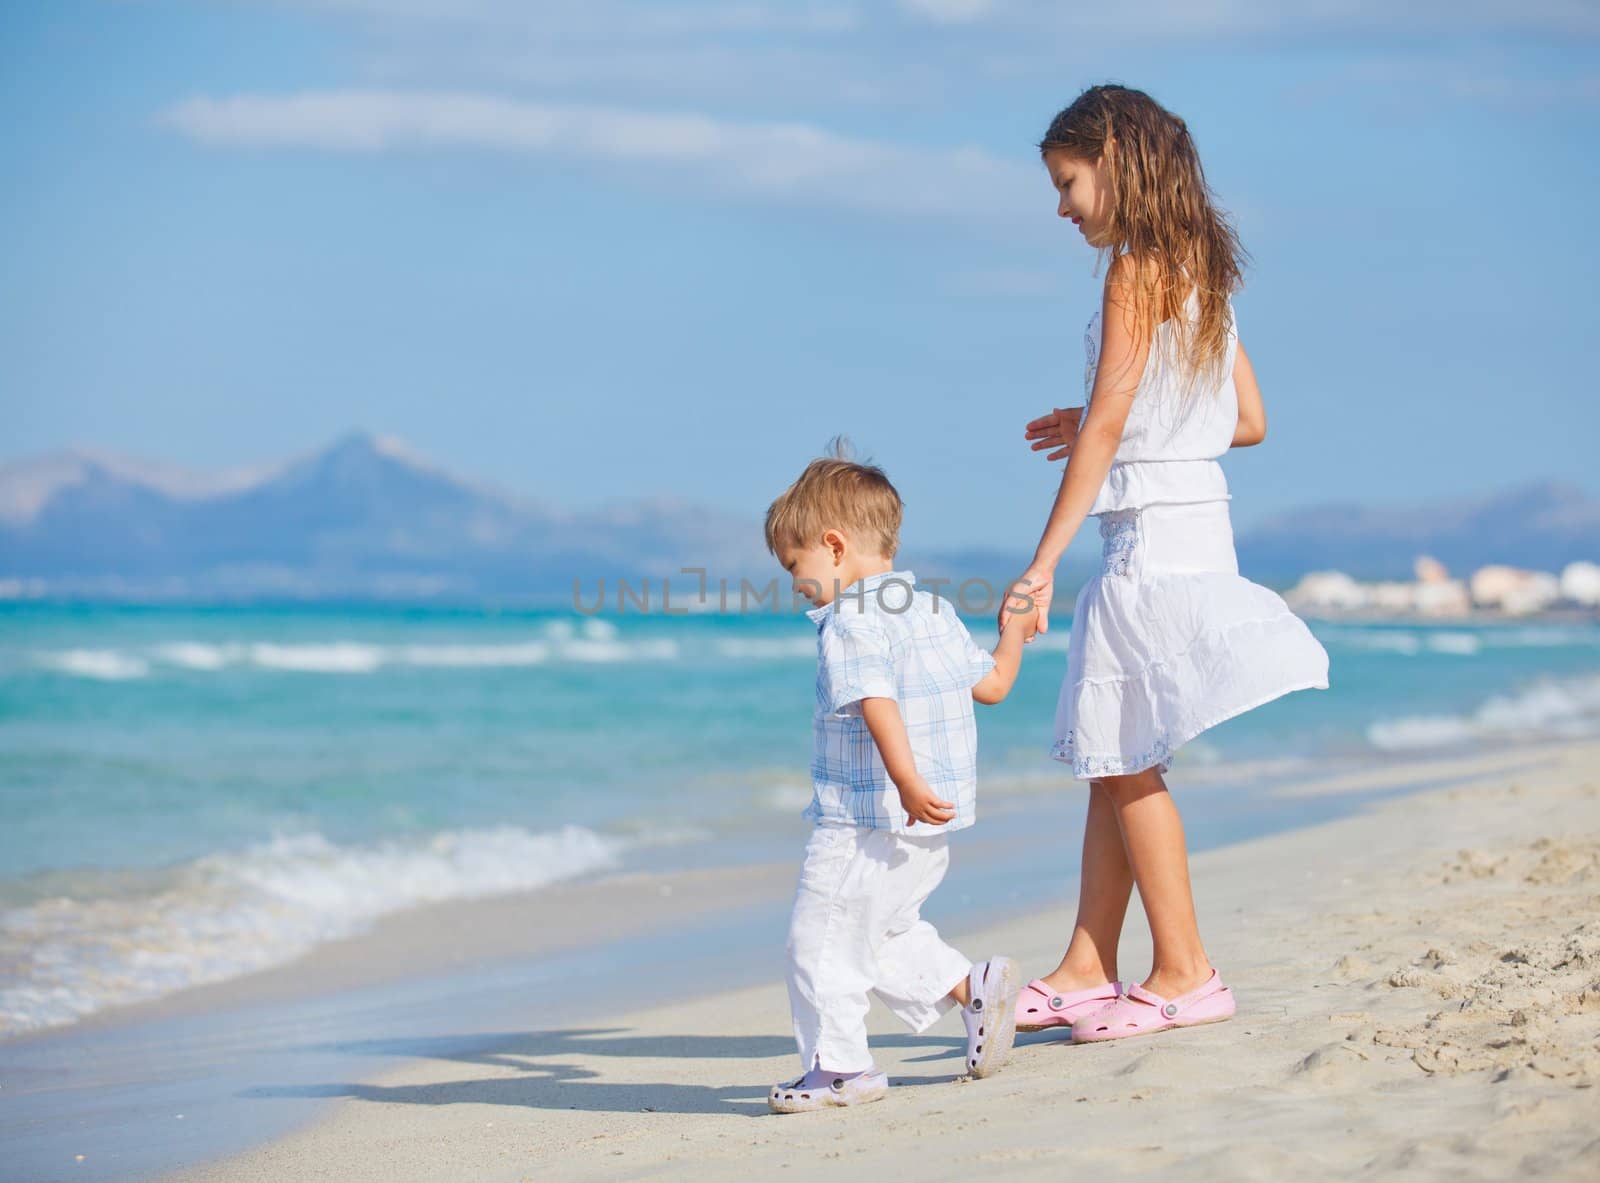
1009;593;1042;642
1025;406;1083;462
1006;407;1077;639
999;569;1054;642
899;777;957;828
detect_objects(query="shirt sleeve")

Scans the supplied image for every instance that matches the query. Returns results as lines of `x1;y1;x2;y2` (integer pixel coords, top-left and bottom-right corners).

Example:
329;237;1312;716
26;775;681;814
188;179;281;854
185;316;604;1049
816;614;898;713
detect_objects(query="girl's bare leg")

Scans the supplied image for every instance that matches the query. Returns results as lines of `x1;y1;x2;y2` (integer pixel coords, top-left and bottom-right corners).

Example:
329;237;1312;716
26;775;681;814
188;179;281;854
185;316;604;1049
1100;766;1214;998
1040;781;1134;991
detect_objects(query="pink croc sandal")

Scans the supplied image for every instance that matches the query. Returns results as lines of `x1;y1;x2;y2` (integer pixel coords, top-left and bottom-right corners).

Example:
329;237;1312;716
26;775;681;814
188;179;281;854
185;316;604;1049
1070;969;1235;1043
1014;978;1124;1032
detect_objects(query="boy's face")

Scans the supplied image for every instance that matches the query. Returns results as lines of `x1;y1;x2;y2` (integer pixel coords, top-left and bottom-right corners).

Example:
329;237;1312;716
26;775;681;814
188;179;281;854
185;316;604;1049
777;533;844;608
1044;148;1111;247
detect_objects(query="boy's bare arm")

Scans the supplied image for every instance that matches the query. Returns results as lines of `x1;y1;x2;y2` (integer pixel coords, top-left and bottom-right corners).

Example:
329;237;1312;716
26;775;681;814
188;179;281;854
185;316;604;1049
859;697;956;827
972;610;1035;705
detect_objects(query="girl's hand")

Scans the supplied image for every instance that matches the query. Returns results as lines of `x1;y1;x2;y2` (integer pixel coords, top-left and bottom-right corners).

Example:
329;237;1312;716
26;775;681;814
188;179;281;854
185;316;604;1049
1025;406;1084;462
999;568;1054;641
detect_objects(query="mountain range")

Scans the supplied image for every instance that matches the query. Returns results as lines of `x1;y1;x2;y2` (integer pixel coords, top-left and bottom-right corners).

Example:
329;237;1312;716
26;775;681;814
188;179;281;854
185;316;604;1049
1;433;1595;601
1234;482;1600;583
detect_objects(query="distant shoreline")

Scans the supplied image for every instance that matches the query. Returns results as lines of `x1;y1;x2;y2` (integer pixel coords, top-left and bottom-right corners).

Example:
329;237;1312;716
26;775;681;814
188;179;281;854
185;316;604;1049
1299;607;1600;627
4;594;1598;627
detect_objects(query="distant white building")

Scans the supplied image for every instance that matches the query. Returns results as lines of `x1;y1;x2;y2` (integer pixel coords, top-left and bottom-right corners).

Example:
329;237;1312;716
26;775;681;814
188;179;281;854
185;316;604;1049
1413;579;1471;617
1286;557;1594;618
1285;570;1468;617
1414;555;1450;585
1410;555;1470;616
1560;560;1600;607
1368;581;1418;613
1285;570;1367;612
1470;565;1562;616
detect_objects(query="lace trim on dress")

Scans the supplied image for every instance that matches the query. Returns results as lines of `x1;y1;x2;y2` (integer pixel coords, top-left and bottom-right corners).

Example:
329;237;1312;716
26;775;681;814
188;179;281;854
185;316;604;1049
1050;673;1328;780
1049;730;1172;779
1099;510;1140;578
1083;312;1101;401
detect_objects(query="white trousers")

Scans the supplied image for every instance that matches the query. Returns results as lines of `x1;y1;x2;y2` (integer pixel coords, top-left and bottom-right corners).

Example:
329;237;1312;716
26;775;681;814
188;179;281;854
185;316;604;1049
784;824;971;1073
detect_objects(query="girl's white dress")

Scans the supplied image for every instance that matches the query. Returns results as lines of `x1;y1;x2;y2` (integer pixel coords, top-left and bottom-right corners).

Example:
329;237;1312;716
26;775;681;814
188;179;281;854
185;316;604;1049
1050;292;1329;779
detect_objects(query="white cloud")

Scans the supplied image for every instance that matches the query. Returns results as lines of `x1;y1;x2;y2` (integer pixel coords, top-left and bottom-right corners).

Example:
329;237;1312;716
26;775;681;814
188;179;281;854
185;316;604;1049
273;0;1600;39
158;90;1040;218
261;2;909;113
220;2;1600;124
626;3;862;34
357;43;935;108
897;0;1000;24
993;0;1600;39
277;0;862;35
1288;52;1600;110
1449;73;1600;105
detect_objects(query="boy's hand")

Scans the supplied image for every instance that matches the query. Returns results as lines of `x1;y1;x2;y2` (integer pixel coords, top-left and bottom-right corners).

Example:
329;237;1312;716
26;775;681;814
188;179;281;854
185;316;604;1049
1006;602;1040;643
899;777;956;827
999;570;1053;641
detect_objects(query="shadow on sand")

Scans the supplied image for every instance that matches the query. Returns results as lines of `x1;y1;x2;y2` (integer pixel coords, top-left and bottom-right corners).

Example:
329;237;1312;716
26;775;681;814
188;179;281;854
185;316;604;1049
245;1027;979;1117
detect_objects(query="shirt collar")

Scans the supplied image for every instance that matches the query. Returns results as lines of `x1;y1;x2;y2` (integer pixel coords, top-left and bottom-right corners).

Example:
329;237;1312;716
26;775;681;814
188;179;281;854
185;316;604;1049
805;568;917;626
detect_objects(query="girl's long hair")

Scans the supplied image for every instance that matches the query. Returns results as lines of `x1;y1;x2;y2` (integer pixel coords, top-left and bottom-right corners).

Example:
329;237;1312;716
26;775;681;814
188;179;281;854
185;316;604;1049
1040;84;1247;395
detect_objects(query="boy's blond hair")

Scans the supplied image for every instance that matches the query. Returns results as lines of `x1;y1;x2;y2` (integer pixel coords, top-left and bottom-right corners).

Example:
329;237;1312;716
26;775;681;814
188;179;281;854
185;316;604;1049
764;437;902;559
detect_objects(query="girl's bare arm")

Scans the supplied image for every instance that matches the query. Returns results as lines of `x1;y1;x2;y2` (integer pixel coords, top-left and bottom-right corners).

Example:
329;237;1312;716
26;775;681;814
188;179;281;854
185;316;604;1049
999;256;1149;636
1232;340;1266;447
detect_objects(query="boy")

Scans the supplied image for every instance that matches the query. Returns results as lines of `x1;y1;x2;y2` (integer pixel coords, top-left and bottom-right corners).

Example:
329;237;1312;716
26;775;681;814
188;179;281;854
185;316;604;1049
763;445;1036;1114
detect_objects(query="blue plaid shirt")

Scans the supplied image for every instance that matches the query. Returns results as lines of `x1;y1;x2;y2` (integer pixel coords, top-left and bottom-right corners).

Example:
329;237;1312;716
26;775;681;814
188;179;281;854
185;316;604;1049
803;569;996;833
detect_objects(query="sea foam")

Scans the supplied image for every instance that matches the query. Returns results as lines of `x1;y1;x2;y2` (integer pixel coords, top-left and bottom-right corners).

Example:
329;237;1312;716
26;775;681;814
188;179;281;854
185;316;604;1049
1367;673;1600;752
0;824;621;1037
29;619;681;679
1321;624;1600;657
32;648;152;680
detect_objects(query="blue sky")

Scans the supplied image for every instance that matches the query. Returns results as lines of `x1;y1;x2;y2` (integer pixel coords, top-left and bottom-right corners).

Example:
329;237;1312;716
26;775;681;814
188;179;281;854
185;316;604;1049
4;1;1597;553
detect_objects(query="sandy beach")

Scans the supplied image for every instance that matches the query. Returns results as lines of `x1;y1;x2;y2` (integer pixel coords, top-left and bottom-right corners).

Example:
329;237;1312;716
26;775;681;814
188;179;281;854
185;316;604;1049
149;740;1600;1183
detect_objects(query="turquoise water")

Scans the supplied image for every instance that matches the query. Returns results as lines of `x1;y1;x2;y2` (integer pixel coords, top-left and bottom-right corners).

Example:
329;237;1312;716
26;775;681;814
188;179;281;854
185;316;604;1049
2;601;1598;1034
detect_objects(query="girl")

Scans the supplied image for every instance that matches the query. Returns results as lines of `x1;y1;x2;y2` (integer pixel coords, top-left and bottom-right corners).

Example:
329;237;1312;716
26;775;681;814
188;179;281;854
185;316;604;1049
997;84;1329;1042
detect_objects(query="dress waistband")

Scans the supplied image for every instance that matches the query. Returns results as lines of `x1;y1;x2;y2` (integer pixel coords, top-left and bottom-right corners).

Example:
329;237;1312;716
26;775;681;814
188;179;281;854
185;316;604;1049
1098;501;1239;581
1089;459;1230;517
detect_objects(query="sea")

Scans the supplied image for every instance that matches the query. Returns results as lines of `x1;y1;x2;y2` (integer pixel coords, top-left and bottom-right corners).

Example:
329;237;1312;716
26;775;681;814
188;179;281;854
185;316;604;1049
3;600;1599;1039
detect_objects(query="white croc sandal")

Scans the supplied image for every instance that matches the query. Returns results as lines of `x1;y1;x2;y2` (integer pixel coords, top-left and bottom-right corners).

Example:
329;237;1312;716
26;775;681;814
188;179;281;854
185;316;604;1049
963;956;1020;1079
768;1067;889;1114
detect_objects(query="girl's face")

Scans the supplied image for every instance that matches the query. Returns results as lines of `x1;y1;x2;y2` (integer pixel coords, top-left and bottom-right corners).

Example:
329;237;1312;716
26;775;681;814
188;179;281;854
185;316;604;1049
1044;148;1111;247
